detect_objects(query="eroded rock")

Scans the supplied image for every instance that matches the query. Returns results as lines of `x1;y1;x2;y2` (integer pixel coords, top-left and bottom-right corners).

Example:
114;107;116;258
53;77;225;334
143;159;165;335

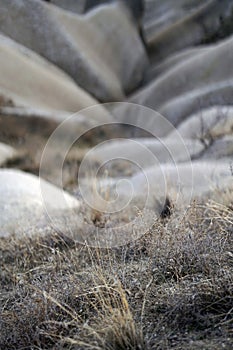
0;33;99;112
174;106;233;140
142;0;233;61
85;137;203;178
0;0;148;101
130;35;233;131
121;160;232;205
144;46;211;83
50;0;87;14
0;142;16;166
0;169;80;237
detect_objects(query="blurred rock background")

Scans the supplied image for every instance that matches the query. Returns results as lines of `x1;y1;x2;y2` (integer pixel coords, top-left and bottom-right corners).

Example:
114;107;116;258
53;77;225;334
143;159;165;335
0;0;233;236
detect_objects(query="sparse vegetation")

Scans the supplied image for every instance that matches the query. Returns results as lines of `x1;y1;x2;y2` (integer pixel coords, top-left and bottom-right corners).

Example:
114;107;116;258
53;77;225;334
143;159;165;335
1;200;232;349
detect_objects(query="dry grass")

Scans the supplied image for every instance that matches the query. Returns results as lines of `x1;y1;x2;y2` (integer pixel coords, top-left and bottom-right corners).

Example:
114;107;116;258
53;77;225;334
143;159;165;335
0;200;232;349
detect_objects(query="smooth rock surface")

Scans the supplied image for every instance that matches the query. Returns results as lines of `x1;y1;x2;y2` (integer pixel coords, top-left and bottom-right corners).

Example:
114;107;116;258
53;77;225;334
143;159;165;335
51;0;144;19
159;82;233;126
0;0;148;101
50;0;87;14
0;33;99;112
144;46;211;82
174;106;233;140
130;35;233;130
142;0;233;61
0;169;80;236
0;142;16;165
200;135;233;160
121;160;233;204
86;137;203;177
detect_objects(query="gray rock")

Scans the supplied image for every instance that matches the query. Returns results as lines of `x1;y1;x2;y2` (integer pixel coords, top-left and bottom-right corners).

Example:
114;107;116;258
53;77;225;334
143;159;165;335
86;137;204;177
0;33;99;112
130;35;233;131
0;0;148;101
127;160;233;204
89;1;144;20
80;160;232;222
0;142;16;165
50;0;87;14
144;46;211;82
142;0;233;61
201;135;233;160
174;106;233;140
0;169;80;237
159;81;233;126
51;0;144;20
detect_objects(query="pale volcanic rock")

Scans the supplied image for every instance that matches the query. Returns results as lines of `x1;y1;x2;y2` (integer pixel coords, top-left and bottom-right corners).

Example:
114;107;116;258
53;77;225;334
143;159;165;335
0;33;99;112
0;0;148;101
130;36;233;131
174;106;233;140
0;169;80;237
0;142;17;166
142;0;233;61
